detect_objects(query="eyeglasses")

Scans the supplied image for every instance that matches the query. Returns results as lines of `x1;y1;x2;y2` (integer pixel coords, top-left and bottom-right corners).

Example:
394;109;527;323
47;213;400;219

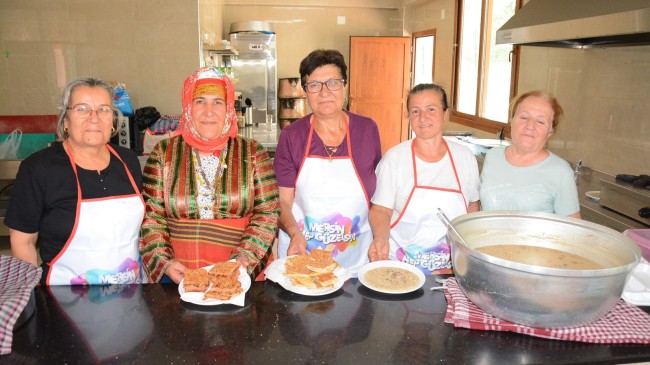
67;104;114;118
303;79;346;93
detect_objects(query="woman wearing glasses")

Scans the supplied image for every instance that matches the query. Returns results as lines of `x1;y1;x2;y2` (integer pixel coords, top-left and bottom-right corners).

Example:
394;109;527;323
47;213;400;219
6;78;146;285
273;49;382;276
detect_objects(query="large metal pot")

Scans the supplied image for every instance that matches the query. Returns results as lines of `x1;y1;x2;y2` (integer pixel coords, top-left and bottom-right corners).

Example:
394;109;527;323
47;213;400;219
278;78;306;98
448;211;640;328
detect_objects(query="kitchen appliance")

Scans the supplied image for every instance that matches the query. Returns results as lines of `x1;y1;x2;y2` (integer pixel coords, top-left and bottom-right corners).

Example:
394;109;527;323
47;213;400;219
229;21;277;127
448;211;640;328
111;116;132;149
496;0;650;48
600;179;650;226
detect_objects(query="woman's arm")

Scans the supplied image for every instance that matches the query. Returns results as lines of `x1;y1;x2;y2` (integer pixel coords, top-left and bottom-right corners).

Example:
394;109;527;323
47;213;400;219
139;142;176;282
278;187;308;256
10;229;39;266
368;204;393;261
468;201;480;213
232;142;280;276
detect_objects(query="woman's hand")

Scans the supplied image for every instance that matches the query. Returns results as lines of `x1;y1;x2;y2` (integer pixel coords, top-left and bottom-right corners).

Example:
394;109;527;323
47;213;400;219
164;261;187;284
368;238;390;261
287;234;308;256
368;204;393;262
235;256;250;268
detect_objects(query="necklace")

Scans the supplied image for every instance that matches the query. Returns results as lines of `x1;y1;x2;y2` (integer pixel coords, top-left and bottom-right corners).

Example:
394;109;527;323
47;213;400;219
194;146;228;192
323;143;341;162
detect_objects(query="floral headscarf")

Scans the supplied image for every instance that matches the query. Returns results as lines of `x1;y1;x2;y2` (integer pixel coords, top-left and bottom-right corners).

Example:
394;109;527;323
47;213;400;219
177;67;238;155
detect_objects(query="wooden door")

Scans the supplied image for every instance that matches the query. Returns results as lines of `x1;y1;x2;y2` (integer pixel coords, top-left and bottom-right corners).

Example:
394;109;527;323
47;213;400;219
349;37;412;154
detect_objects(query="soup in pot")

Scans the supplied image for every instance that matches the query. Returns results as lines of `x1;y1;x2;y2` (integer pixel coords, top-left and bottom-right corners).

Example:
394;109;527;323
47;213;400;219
476;245;604;270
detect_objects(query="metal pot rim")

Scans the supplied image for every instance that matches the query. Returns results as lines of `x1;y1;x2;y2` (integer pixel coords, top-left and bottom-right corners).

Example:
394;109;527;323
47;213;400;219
450;210;641;277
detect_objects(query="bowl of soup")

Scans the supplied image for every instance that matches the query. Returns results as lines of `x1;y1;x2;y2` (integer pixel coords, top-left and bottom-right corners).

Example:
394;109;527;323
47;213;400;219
448;211;641;328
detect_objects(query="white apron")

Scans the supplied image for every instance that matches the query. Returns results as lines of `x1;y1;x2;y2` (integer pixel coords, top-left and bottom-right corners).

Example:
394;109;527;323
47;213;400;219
389;140;467;275
278;115;372;276
47;143;146;285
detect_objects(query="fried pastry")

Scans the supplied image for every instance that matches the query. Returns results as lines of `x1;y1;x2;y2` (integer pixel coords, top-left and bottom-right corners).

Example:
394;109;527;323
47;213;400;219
183;268;210;292
208;261;240;284
203;284;243;301
283;249;341;289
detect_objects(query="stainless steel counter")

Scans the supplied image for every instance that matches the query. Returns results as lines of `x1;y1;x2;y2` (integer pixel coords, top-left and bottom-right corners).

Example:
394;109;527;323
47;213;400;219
239;123;279;151
577;168;648;232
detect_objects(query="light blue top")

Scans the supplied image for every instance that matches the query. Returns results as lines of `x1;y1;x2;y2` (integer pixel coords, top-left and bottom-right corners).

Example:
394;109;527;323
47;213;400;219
479;147;580;216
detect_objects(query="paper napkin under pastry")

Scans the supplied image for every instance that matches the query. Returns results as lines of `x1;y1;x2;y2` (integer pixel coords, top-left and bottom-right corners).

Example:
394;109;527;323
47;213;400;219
0;255;42;355
444;277;650;344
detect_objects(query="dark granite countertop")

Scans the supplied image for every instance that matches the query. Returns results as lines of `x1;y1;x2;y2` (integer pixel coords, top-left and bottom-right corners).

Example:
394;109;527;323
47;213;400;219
6;276;650;364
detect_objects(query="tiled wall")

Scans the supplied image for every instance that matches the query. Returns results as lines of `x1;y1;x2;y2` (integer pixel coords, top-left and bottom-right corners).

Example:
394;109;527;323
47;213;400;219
0;0;199;116
517;46;650;175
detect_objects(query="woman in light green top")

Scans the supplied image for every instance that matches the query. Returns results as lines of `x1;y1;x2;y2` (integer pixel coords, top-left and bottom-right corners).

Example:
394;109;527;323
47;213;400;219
479;90;580;218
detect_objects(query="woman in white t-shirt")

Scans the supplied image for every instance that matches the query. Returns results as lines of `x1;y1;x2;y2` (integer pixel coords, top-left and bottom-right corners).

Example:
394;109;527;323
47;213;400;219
368;84;480;275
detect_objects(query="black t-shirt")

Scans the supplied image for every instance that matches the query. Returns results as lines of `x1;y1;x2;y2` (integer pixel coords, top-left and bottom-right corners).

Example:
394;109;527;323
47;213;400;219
4;142;143;277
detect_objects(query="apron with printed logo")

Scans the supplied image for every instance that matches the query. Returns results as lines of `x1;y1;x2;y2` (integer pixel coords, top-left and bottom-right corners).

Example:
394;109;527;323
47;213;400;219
389;140;467;275
47;143;146;285
278;115;372;276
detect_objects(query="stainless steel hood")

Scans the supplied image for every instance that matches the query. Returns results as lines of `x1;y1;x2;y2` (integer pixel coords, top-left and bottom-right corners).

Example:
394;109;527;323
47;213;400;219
496;0;650;48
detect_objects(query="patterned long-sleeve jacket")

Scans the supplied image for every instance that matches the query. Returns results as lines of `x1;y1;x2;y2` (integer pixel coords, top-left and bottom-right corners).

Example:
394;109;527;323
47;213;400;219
139;135;279;282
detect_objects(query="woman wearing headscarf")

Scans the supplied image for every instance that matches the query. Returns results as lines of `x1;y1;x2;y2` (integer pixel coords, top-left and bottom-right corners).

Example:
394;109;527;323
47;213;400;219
273;49;382;276
139;67;279;283
5;77;145;285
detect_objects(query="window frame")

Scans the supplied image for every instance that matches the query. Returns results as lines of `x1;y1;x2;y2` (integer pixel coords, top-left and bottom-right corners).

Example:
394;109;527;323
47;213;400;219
411;28;437;86
449;0;521;135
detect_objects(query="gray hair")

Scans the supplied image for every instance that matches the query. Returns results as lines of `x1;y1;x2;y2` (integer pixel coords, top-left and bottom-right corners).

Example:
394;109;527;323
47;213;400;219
56;77;122;140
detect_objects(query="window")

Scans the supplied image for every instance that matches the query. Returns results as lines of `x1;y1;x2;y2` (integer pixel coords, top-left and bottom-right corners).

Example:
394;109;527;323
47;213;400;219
412;29;435;86
452;0;518;132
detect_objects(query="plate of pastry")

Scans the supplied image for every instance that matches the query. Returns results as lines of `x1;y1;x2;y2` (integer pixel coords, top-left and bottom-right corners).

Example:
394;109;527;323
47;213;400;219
265;249;351;296
178;261;251;306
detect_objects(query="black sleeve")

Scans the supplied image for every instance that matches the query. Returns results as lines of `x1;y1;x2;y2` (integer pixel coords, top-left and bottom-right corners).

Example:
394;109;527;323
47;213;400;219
4;156;46;234
111;144;143;191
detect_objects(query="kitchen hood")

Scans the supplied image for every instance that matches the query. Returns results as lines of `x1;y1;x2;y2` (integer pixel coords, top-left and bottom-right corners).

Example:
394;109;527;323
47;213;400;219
496;0;650;48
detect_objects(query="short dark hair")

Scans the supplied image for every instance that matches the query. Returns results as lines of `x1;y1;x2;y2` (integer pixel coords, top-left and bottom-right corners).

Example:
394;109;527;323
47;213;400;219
299;49;348;88
407;83;448;111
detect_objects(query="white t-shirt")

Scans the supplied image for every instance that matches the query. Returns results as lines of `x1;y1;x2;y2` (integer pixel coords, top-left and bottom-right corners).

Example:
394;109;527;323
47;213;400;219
371;139;480;221
479;147;580;216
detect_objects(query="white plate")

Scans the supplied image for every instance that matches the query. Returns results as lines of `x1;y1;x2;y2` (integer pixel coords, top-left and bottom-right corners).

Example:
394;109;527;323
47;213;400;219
178;263;251;306
585;191;601;203
265;256;350;296
358;260;426;294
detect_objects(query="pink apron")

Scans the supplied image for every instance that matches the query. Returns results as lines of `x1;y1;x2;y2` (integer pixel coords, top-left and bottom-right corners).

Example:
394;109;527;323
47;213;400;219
389;140;467;275
278;115;372;276
47;143;146;285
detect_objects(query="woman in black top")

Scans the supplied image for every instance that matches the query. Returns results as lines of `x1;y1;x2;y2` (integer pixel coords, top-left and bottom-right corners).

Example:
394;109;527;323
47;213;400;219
5;77;146;285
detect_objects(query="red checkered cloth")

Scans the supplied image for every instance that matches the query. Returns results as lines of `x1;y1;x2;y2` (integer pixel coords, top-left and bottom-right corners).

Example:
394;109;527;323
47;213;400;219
0;256;42;355
444;277;650;344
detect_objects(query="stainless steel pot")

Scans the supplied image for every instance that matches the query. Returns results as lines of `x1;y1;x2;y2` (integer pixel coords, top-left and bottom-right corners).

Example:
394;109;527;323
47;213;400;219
448;211;640;328
278;78;305;98
278;98;307;119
